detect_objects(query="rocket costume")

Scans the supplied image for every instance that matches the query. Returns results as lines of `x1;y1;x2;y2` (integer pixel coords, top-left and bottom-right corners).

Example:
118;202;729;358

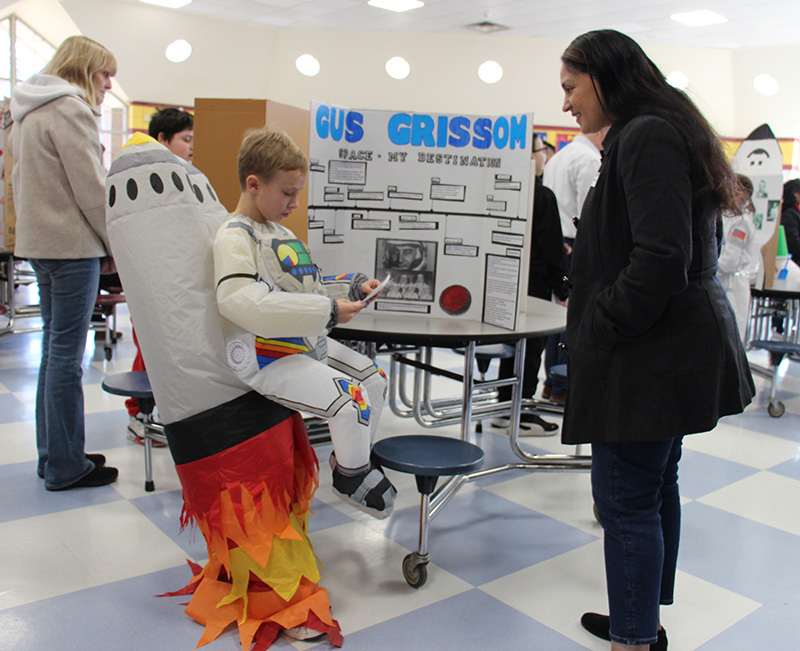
213;214;395;517
105;133;342;649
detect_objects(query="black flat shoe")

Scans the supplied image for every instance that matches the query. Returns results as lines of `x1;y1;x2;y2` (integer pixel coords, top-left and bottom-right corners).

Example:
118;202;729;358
581;612;611;641
87;453;107;468
580;613;668;650
47;465;119;491
37;453;107;479
520;413;559;432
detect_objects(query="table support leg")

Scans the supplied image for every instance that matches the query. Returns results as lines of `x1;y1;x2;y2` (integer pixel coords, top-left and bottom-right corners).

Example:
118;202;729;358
460;340;475;440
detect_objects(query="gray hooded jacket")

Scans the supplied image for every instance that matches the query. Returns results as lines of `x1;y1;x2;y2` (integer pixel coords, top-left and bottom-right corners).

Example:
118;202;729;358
10;73;110;258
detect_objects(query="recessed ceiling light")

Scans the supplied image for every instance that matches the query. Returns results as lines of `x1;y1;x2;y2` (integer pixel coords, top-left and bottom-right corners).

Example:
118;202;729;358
670;10;727;27
478;60;503;84
140;0;192;8
367;0;424;13
385;56;410;80
296;54;320;77
165;39;192;63
465;21;509;34
753;73;779;97
666;71;688;90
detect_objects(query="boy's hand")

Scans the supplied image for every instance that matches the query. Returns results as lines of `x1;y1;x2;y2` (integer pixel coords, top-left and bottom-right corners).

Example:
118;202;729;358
361;278;381;296
337;299;365;324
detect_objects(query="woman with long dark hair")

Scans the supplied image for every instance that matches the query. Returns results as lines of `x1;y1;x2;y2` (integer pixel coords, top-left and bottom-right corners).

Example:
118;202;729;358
558;30;754;650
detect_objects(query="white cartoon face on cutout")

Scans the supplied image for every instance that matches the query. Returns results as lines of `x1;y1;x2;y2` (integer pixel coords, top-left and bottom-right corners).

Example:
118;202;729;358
733;132;783;247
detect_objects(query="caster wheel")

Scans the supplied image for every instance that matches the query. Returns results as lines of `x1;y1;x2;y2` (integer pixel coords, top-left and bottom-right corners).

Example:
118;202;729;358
402;553;428;588
104;348;112;361
768;401;785;418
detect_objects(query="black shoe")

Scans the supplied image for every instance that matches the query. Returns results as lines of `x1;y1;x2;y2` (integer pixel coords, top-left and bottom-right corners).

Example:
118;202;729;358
580;613;667;650
87;453;106;468
580;612;611;641
519;413;559;433
38;453;107;479
47;465;119;491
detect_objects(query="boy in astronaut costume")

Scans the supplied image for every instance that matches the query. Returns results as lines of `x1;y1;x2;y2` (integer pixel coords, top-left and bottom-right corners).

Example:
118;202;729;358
214;126;396;519
107;133;343;647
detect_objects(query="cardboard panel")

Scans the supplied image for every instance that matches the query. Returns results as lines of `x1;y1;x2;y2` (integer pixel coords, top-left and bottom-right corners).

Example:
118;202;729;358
193;99;268;214
193;98;309;241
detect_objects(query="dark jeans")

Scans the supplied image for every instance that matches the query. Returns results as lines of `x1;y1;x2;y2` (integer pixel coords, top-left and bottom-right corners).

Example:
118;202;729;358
497;335;547;401
591;437;683;646
32;258;100;489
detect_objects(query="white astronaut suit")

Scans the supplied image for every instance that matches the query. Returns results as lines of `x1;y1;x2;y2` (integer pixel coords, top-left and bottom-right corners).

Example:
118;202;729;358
213;214;388;472
718;211;759;344
105;134;342;649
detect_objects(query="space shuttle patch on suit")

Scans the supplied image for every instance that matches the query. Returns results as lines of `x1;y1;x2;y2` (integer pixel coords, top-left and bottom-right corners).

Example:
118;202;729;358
267;237;319;292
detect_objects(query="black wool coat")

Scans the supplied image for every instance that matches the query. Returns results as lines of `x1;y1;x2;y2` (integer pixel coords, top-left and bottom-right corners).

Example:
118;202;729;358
561;115;755;445
780;203;800;263
529;177;569;302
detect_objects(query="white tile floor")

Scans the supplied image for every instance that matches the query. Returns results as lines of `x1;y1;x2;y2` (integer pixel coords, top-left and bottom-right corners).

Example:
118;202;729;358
1;281;800;650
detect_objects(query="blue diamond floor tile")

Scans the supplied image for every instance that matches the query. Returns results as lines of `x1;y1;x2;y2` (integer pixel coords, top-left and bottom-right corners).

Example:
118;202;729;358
696;584;800;650
130;489;207;560
767;457;800;481
680;501;800;604
0;460;125;523
309;496;358;532
328;588;588;651
0;566;248;651
364;488;597;586
0;392;34;424
678;448;760;499
725;409;800;442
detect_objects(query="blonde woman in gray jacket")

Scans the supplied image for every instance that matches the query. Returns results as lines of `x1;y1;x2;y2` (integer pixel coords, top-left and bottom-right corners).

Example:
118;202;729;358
10;35;119;490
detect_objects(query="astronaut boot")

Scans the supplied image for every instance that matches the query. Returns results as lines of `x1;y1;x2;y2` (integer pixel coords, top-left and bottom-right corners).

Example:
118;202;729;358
330;453;396;519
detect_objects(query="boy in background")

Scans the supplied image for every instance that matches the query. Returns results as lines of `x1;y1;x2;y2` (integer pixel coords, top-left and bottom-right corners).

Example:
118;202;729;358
149;106;193;162
213;126;396;519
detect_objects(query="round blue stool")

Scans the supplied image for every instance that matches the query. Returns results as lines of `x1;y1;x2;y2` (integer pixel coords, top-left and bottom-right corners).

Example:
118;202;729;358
101;371;166;491
371;435;484;588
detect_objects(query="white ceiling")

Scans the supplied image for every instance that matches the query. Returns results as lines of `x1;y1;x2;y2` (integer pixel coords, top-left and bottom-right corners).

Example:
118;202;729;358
123;0;800;49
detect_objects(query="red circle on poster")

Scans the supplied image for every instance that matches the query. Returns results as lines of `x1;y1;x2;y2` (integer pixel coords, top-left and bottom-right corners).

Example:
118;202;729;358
439;285;472;315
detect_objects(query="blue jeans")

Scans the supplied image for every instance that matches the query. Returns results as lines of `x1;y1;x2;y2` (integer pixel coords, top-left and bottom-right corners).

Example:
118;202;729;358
32;258;100;489
591;437;683;646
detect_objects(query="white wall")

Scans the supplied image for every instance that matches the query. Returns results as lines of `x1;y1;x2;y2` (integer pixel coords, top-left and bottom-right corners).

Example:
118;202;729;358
732;44;800;139
11;0;798;139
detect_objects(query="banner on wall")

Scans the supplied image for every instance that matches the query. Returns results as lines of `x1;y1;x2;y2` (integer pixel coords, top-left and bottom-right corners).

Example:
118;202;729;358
307;101;533;330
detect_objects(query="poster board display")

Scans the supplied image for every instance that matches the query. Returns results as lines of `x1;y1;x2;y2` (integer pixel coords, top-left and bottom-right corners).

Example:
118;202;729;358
731;124;784;288
308;101;532;330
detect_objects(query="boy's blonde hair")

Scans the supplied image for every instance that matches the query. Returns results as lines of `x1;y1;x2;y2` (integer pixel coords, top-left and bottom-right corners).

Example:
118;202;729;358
238;126;308;189
43;35;117;108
